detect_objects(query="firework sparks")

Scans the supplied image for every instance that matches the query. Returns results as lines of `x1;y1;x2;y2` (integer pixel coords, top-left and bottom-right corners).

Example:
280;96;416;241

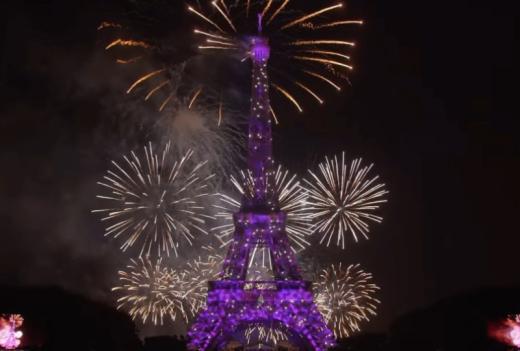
271;83;303;113
302;70;342;91
189;88;204;109
315;263;380;338
92;142;215;257
291;55;353;70
312;20;364;29
112;257;189;325
144;80;169;101
116;56;142;64
181;247;224;314
188;6;226;33
99;19;246;176
294;81;324;104
105;38;152;50
244;323;289;346
266;0;290;25
186;0;362;114
211;1;237;32
155;94;246;182
298;49;351;61
213;165;311;251
159;92;175;112
304;152;388;249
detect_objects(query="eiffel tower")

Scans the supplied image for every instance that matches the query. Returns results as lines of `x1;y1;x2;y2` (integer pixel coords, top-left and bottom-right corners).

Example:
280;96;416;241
188;28;334;351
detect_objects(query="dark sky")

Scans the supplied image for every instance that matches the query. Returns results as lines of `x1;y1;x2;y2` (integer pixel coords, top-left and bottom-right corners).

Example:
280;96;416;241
0;0;518;335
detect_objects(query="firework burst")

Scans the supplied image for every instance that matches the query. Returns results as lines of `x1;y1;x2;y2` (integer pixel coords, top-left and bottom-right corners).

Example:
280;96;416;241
315;263;380;338
100;0;362;119
93;142;215;257
212;164;311;251
182;247;224;315
112;257;189;325
188;0;362;115
304;152;388;249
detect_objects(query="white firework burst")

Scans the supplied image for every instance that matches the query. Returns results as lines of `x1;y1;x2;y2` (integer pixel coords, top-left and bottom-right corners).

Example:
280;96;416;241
93;142;215;257
182;247;224;315
315;263;380;338
112;257;189;325
304;152;388;249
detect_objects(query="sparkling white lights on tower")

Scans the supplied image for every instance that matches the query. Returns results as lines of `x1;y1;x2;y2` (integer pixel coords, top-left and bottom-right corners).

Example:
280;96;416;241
100;0;363;119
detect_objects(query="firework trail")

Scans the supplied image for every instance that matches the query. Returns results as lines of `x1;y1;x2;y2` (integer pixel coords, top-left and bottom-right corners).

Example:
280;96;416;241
314;263;380;338
112;257;189;325
92;142;215;257
99;20;246;182
304;152;388;249
98;15;245;120
212;164;312;251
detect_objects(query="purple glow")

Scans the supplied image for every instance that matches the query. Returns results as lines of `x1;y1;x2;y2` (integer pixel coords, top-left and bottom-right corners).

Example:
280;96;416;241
251;37;270;63
188;284;334;350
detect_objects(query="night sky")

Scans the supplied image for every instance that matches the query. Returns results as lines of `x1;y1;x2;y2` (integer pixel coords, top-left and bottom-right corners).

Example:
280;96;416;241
1;0;518;335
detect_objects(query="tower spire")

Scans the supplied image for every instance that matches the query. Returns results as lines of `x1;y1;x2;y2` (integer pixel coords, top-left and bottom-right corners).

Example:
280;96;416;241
244;35;275;211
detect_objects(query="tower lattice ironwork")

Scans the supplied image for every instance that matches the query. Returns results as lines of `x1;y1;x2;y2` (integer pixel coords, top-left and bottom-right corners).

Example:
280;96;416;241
188;33;334;351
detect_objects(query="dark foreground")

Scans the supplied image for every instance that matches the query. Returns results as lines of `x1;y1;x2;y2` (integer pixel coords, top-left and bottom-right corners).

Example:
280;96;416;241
1;285;518;351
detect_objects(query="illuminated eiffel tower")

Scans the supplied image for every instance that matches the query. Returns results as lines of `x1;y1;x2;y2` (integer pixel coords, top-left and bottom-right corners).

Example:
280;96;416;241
188;23;334;351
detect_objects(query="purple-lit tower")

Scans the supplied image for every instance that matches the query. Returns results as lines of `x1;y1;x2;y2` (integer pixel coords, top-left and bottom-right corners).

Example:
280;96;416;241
188;33;334;351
